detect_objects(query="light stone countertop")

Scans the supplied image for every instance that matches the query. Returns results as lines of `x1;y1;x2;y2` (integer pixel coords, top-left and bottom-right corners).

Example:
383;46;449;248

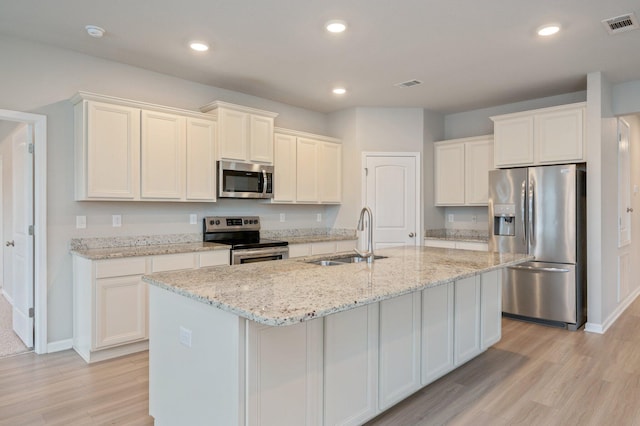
70;242;229;260
143;246;531;326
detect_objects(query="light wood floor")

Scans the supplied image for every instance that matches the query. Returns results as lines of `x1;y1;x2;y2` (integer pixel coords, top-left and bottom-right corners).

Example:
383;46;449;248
1;297;639;425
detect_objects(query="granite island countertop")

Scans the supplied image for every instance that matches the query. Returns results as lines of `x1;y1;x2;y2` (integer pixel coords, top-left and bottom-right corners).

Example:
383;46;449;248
143;246;531;326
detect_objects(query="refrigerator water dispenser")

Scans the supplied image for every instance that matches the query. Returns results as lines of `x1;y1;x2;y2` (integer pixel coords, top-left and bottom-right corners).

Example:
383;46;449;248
493;204;516;236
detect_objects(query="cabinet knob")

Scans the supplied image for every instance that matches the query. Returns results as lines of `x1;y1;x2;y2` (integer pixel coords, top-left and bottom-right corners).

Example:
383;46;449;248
408;233;415;238
5;240;14;247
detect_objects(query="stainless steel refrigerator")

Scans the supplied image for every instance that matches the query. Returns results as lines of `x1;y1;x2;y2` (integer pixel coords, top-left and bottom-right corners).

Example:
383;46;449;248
488;164;586;330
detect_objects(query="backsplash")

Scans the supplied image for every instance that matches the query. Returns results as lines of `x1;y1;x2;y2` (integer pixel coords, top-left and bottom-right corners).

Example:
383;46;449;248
425;228;488;242
262;228;356;239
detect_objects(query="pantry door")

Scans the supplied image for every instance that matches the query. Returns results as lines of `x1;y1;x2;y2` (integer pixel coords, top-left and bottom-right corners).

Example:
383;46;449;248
11;125;34;348
363;153;421;249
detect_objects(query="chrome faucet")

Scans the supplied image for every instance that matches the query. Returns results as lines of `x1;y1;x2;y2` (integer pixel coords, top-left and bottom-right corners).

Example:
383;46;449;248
354;206;374;263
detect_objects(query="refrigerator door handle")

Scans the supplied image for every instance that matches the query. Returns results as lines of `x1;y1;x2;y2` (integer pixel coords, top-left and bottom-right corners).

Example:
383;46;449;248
521;180;526;246
529;180;535;247
509;265;571;273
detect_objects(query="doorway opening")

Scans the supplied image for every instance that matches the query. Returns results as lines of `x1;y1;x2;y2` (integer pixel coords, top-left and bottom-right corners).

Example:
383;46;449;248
0;110;47;355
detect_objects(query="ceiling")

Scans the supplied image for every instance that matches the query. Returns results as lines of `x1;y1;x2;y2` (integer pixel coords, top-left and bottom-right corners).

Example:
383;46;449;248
1;0;639;114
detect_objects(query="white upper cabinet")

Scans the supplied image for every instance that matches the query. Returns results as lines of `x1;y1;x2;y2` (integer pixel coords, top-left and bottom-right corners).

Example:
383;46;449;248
434;135;493;206
75;100;141;200
200;101;278;164
72;92;217;202
141;110;185;200
491;102;586;168
272;132;297;202
270;128;342;204
185;119;217;201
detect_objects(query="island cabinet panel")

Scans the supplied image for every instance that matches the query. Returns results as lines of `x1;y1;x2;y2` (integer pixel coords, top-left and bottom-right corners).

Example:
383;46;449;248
324;304;379;426
148;285;245;426
454;275;482;366
246;320;323;426
481;270;502;349
378;292;422;410
421;282;455;385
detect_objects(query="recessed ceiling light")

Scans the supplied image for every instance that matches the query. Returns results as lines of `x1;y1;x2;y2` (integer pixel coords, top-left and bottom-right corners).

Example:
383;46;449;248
332;87;347;95
189;41;209;52
85;25;105;38
326;20;347;33
537;24;560;36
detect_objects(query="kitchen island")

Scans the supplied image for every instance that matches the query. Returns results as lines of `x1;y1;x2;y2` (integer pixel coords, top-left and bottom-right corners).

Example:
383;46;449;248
143;246;531;426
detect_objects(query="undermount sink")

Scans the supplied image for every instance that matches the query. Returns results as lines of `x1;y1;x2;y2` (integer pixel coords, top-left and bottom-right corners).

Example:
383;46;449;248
307;255;388;266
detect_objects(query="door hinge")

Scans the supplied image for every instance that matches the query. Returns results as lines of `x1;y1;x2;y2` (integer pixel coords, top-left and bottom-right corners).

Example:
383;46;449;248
28;143;34;154
28;225;34;236
29;307;34;318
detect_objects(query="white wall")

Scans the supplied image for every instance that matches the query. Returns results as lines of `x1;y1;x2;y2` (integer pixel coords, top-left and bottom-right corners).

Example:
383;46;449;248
0;35;338;344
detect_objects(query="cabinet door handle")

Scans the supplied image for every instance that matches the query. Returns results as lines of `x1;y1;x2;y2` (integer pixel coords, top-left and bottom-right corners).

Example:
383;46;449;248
408;232;415;238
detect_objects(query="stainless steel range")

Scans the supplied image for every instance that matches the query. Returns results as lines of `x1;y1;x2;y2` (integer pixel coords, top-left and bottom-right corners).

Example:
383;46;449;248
203;216;289;265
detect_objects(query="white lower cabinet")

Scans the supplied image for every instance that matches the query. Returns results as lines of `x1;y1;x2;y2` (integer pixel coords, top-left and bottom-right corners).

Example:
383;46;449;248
324;304;379;426
95;274;148;349
246;320;323;426
288;240;358;258
378;293;422;410
72;250;229;363
421;282;455;385
454;275;482;366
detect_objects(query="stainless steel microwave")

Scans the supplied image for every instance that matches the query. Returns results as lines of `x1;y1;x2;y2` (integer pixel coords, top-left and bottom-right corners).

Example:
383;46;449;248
217;161;274;199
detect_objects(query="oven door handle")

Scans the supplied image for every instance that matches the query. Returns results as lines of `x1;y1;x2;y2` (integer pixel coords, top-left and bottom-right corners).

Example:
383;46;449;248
234;246;289;257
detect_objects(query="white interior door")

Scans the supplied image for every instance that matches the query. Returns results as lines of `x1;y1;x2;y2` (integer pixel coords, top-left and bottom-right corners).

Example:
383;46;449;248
364;154;420;249
11;125;34;347
618;118;631;248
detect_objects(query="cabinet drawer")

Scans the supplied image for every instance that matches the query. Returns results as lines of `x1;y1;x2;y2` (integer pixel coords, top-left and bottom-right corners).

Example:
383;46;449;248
199;250;230;267
152;253;196;272
288;244;312;258
336;240;357;253
311;241;336;255
96;258;147;279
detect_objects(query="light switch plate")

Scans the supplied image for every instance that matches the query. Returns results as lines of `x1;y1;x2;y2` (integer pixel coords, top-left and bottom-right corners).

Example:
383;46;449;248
190;214;198;225
76;215;86;229
448;214;454;223
112;214;122;227
280;213;285;222
316;213;322;222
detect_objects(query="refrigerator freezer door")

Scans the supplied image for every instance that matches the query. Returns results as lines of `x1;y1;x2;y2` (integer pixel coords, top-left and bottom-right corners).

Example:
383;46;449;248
503;261;576;323
528;164;576;264
488;168;527;254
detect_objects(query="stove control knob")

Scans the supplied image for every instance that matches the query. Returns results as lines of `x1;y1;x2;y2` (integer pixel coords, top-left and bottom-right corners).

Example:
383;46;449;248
215;220;221;225
209;220;214;225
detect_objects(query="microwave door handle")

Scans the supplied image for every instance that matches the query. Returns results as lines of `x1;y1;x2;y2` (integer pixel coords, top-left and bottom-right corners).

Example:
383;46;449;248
262;170;268;194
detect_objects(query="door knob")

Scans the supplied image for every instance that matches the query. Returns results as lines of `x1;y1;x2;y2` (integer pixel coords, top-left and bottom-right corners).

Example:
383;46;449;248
5;240;14;247
408;233;415;238
627;207;634;213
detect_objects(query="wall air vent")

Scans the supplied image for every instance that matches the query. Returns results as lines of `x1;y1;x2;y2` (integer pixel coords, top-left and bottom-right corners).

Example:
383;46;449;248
394;79;423;88
601;12;639;34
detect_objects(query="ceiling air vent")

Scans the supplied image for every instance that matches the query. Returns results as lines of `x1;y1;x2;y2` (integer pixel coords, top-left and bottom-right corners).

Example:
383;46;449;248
395;79;423;88
601;12;639;34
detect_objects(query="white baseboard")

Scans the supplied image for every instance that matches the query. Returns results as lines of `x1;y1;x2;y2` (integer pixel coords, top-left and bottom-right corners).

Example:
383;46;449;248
585;286;640;334
1;289;14;306
47;339;73;353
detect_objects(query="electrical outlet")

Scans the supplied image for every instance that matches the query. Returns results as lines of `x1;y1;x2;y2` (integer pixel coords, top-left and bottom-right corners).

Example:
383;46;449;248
112;215;122;227
280;213;285;222
179;326;192;348
316;213;322;222
448;214;454;223
472;215;477;224
76;215;86;229
189;214;198;225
